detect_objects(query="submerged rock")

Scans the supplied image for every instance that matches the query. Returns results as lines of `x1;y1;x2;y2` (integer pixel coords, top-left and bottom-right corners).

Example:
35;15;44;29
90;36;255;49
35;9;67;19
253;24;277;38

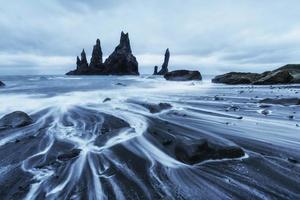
0;111;33;129
154;49;170;75
0;81;5;87
131;101;172;113
146;103;172;113
104;32;139;75
259;98;300;106
164;70;202;81
57;149;81;161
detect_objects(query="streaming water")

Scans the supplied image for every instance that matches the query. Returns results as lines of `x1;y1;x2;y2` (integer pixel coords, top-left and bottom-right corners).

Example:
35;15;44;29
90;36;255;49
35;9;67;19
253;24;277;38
0;75;299;199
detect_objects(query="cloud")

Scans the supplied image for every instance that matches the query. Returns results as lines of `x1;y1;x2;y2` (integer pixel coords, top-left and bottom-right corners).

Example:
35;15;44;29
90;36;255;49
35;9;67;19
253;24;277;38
1;0;300;75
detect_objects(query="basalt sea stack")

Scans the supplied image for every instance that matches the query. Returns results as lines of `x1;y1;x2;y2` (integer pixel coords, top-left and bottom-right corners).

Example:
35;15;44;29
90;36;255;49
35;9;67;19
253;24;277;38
66;32;139;75
153;48;170;75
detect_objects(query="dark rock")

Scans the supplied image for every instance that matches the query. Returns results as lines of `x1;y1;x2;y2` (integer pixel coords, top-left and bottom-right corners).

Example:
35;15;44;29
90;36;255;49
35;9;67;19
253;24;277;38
89;39;103;68
0;81;5;87
103;98;111;103
57;149;81;161
104;32;139;75
274;64;300;74
261;109;270;115
253;70;293;85
154;49;170;75
115;82;126;86
164;70;202;81
212;72;262;84
153;66;158;75
138;102;172;113
66;49;91;75
174;138;244;165
288;157;298;164
212;64;300;85
214;96;224;101
66;32;139;75
259;98;300;106
0;111;33;129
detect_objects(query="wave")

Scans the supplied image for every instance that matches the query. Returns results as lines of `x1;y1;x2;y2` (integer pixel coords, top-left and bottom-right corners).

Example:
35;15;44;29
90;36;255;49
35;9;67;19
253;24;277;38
0;77;299;199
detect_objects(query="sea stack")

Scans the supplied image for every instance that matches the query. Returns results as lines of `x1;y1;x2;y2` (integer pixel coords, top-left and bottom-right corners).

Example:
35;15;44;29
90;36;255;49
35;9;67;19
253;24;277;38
89;39;103;69
104;32;139;75
153;48;170;75
66;32;139;75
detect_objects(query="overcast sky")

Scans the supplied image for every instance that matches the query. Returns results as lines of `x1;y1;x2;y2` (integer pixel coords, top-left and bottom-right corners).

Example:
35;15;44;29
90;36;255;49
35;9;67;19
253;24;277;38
1;0;300;75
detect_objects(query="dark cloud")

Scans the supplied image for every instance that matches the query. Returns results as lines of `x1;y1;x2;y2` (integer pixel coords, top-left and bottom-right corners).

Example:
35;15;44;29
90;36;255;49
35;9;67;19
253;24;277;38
1;0;300;74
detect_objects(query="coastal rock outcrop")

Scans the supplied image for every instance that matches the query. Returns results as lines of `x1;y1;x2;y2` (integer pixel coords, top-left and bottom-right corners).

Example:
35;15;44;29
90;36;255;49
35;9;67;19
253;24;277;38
0;81;5;87
212;64;300;85
253;70;293;85
0;111;33;129
104;32;139;75
212;72;262;85
66;32;139;75
153;49;170;75
164;70;202;81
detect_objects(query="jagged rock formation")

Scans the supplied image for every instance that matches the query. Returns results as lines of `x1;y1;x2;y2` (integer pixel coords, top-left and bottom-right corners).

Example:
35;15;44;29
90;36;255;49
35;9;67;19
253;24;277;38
164;70;202;81
89;39;103;68
212;64;300;85
66;32;139;75
153;49;170;75
0;81;5;87
104;32;139;75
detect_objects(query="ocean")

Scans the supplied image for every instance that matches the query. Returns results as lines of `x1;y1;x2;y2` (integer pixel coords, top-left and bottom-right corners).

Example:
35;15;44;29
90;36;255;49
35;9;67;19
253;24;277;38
0;75;299;199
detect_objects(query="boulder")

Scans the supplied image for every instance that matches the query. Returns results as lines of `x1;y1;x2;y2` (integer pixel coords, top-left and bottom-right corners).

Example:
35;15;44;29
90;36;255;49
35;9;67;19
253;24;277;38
104;32;139;75
0;81;5;87
174;138;244;165
253;70;293;85
0;111;33;129
164;70;202;81
154;48;170;75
